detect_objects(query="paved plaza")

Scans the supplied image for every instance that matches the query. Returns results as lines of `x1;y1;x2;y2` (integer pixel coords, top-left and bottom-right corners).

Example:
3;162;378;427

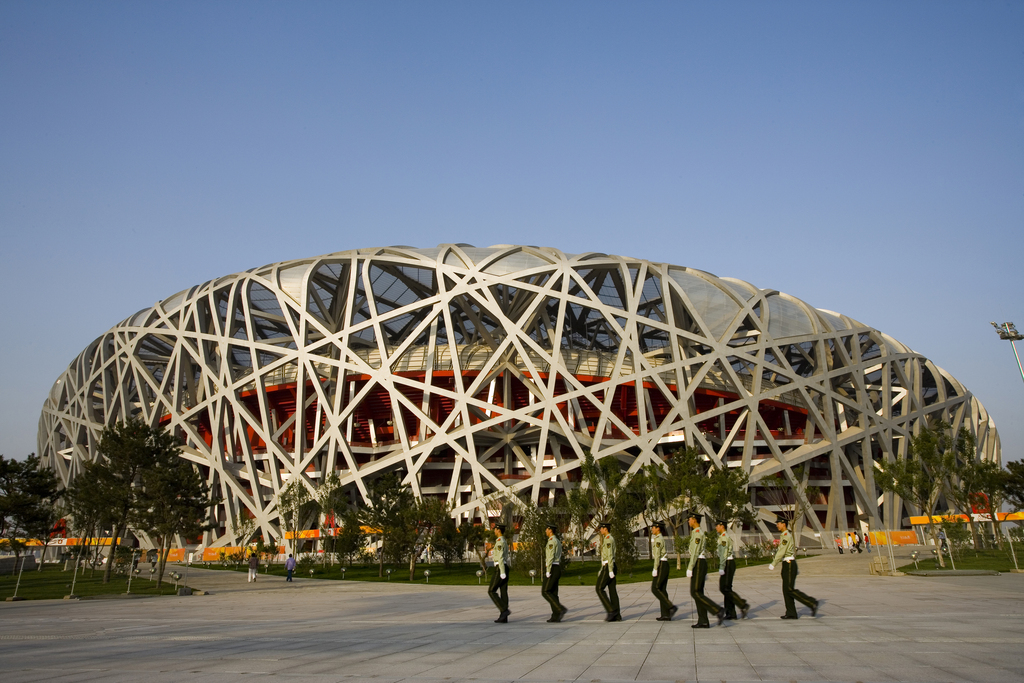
1;553;1023;683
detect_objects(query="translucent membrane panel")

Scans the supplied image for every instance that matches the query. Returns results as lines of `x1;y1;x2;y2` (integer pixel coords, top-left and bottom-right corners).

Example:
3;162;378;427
482;251;552;275
667;269;741;340
817;309;848;332
767;295;815;338
277;263;311;303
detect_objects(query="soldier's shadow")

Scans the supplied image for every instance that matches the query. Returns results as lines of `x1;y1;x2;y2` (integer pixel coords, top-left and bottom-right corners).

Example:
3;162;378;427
745;599;779;618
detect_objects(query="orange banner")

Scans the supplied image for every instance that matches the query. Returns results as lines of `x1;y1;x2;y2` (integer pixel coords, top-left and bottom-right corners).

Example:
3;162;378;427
867;531;919;546
909;511;1024;525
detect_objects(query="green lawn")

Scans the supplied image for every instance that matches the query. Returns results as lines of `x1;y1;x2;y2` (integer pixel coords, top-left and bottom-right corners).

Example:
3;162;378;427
194;554;784;586
0;563;182;601
897;546;1024;573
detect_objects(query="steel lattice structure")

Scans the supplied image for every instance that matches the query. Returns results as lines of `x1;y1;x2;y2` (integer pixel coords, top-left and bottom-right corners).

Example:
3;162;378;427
39;244;999;548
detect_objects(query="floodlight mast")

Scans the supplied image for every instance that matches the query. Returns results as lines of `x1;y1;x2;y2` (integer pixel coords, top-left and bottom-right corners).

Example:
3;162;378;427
991;322;1024;387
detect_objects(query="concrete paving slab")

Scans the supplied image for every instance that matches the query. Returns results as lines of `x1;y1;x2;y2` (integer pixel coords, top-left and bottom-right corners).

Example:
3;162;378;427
2;567;1024;682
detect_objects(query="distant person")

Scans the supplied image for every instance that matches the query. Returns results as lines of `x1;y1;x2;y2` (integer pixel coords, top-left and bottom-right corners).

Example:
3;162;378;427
836;536;844;554
285;553;296;581
865;532;872;553
247;552;259;582
854;531;863;553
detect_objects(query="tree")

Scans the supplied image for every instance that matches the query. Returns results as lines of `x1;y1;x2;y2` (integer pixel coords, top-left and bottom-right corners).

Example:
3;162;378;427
334;508;364;566
134;453;217;587
277;479;314;556
459;519;493;571
359;472;412;577
64;461;108;575
971;460;1009;548
0;454;61;569
94;419;182;583
875;423;957;567
566;451;642;573
315;473;346;567
431;515;463;568
641;448;703;569
508;495;571;577
940;428;985;550
1004;461;1024;513
402;497;451;581
757;464;820;541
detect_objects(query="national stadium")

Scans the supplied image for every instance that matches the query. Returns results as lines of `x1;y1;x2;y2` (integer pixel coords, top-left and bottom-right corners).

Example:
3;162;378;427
38;244;1000;551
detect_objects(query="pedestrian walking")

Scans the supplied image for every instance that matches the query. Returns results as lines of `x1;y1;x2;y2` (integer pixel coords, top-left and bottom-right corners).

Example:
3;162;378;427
865;532;872;553
716;520;749;619
854;531;863;553
595;522;621;621
541;525;568;622
686;512;724;628
247;551;259;582
285;553;296;581
649;521;676;621
836;535;844;554
769;516;818;619
488;524;510;623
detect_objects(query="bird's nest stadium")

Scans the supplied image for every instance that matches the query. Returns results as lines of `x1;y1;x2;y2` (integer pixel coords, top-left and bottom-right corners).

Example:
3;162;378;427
38;244;1000;549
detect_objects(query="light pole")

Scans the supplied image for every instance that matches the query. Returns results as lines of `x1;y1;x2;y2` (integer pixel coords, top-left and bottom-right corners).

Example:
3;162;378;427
991;322;1024;387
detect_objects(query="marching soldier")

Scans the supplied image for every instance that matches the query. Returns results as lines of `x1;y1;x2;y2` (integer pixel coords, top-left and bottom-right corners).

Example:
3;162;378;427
715;520;749;619
488;524;511;623
686;512;724;628
650;521;677;621
769;515;819;619
596;522;621;621
542;525;568;622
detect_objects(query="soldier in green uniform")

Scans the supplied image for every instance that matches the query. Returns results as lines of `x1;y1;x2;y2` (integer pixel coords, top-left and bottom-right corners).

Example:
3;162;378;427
596;522;621;621
488;524;510;623
649;521;677;621
542;525;568;622
686;512;724;628
715;520;748;619
769;515;818;619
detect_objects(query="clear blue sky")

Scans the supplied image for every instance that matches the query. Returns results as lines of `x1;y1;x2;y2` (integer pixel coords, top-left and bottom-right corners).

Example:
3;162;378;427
1;2;1022;461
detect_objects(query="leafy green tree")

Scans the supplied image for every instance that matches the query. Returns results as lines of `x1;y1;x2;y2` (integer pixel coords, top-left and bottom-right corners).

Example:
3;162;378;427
970;460;1009;548
875;423;957;567
402;497;451;581
359;472;413;577
640;448;704;569
431;515;463;568
566;451;642;573
134;452;217;587
315;473;346;566
0;454;61;570
277;479;314;555
94;419;182;583
334;508;364;566
64;461;108;575
459;519;493;571
1004;461;1024;513
508;495;571;577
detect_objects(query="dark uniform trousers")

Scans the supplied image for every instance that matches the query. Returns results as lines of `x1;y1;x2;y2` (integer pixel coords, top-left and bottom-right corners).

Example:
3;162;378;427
596;562;620;615
651;561;673;618
488;563;509;613
781;559;816;617
719;558;748;618
541;564;564;617
689;557;722;625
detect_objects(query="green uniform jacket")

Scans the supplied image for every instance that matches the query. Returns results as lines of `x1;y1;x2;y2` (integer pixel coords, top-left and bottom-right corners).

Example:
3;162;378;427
600;533;616;565
651;533;667;563
545;535;562;573
493;536;508;570
687;528;706;572
772;529;795;565
717;531;733;565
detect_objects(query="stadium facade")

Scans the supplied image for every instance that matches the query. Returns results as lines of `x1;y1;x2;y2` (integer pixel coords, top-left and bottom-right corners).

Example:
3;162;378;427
38;244;1000;549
